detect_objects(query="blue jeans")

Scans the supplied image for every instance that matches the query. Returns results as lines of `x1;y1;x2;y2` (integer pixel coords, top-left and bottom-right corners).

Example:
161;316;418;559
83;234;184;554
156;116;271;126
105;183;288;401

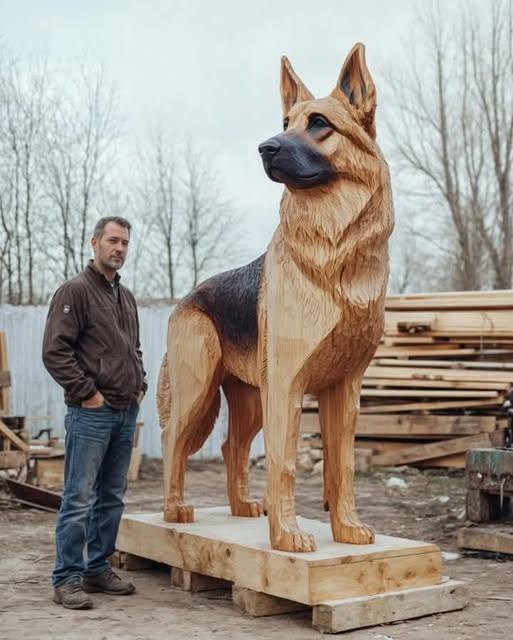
52;403;138;587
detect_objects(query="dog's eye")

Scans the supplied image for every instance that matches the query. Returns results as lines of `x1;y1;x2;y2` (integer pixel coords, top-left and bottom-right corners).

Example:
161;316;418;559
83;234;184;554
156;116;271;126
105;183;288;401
308;115;331;131
283;118;289;131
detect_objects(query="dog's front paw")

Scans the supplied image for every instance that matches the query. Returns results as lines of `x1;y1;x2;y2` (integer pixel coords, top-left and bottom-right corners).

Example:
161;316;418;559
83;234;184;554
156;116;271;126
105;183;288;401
163;503;194;523
271;523;316;553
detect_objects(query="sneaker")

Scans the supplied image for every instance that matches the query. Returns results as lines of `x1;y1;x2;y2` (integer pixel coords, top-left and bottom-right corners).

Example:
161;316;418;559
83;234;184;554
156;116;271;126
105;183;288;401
53;581;93;609
82;568;135;595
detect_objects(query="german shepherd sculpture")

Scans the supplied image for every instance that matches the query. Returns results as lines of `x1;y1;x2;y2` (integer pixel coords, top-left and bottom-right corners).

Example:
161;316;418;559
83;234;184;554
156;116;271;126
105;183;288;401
157;43;394;552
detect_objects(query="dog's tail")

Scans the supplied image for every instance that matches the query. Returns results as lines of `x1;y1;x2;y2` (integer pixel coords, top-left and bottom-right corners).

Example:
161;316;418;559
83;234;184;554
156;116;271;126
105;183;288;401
157;352;171;431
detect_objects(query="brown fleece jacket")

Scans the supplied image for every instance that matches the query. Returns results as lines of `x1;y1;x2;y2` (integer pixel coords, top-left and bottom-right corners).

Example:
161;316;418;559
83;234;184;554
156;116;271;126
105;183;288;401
42;261;147;409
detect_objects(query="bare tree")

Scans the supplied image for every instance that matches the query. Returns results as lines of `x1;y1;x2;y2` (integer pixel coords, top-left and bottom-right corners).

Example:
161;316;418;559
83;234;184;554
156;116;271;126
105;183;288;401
42;64;120;282
182;141;238;290
385;0;513;291
132;129;181;299
0;51;50;303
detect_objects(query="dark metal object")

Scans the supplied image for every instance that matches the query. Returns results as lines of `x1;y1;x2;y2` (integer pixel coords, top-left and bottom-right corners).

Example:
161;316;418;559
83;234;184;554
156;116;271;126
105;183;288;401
5;478;61;512
33;428;53;441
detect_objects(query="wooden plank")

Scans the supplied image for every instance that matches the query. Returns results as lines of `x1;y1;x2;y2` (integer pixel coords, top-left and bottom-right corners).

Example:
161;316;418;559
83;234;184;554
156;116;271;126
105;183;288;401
383;336;437;344
361;389;498;398
357;414;497;436
0;450;27;470
457;526;513;555
363;377;507;390
371;433;501;467
361;398;502;413
385;310;513;336
0;420;29;452
302;413;497;436
415;453;466;469
375;347;474;358
232;586;308;617
385;288;513;309
313;579;468;633
374;358;513;371
116;508;441;605
366;364;513;384
357;440;428;455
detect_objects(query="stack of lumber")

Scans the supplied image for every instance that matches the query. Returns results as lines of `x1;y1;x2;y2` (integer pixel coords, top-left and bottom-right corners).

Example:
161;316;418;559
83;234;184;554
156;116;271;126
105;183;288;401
301;290;513;469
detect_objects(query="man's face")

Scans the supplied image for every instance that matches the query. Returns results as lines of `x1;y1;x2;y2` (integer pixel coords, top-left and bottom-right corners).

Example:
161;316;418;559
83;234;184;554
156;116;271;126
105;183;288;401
92;222;129;272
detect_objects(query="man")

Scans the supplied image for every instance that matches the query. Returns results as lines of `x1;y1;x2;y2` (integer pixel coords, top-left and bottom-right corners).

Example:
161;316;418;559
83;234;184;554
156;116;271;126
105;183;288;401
42;216;147;610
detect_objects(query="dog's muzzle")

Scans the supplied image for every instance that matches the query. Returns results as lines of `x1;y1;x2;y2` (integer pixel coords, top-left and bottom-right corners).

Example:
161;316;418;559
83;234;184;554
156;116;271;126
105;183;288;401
258;132;336;190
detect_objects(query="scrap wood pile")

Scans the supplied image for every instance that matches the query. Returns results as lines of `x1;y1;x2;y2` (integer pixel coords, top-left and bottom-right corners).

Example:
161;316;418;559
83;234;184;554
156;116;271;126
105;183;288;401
0;330;63;484
301;290;513;470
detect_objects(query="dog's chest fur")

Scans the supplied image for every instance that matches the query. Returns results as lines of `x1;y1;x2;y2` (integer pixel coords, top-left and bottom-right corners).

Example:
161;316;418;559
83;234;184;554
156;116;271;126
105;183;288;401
304;300;384;392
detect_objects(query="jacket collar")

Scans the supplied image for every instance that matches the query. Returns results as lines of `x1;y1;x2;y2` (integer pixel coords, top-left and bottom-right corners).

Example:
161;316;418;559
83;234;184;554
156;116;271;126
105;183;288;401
86;260;121;288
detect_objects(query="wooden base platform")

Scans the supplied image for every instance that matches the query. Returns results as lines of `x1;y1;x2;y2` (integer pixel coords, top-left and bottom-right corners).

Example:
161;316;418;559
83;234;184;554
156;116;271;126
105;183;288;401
115;507;468;631
116;507;442;605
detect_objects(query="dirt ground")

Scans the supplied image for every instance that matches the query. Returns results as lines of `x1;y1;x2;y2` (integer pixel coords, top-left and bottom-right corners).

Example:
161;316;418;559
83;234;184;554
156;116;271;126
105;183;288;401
1;459;512;640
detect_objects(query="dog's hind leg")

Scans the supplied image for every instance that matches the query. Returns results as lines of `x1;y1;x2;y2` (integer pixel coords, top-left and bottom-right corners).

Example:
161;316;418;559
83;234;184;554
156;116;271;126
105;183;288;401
318;374;375;544
221;378;263;517
160;307;223;523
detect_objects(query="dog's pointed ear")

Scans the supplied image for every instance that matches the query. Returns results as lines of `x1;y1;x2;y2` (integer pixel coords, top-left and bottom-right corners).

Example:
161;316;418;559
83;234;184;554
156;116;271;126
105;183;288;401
280;56;314;117
331;43;377;138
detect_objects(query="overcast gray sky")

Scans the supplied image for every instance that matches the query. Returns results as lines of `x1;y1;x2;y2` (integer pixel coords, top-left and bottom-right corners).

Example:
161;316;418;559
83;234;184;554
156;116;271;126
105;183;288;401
1;0;417;263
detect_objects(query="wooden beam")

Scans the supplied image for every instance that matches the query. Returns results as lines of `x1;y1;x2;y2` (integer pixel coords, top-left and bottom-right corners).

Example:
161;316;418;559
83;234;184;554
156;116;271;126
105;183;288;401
313;579;469;634
366;364;513;384
361;398;502;413
415;453;466;469
361;389;498;398
363;377;508;390
458;526;513;555
385;289;513;310
0;420;29;452
302;413;497;436
374;358;513;371
357;415;497;436
372;432;503;467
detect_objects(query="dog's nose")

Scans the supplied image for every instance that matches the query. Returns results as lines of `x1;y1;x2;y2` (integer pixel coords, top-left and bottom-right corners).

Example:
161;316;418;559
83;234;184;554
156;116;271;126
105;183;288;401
258;138;281;159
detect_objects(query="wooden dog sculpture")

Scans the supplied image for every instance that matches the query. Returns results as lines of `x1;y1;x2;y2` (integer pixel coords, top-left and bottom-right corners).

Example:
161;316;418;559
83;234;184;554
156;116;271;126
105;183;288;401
157;43;394;552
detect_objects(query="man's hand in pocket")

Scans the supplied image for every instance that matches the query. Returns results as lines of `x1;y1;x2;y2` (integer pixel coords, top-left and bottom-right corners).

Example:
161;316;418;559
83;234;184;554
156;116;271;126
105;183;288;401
81;391;105;408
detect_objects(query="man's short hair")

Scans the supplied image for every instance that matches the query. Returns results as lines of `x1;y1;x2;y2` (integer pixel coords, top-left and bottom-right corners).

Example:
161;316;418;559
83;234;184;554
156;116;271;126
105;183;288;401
93;216;132;239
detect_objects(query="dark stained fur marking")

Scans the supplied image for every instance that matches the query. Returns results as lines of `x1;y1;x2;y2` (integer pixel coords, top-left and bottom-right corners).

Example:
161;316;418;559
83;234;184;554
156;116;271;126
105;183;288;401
183;254;265;350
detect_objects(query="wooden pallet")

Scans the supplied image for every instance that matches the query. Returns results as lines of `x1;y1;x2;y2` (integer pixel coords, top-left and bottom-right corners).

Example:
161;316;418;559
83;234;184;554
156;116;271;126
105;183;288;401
115;507;467;633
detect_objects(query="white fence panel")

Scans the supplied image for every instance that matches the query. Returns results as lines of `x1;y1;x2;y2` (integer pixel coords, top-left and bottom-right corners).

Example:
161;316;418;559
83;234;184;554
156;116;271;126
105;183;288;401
0;304;265;460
